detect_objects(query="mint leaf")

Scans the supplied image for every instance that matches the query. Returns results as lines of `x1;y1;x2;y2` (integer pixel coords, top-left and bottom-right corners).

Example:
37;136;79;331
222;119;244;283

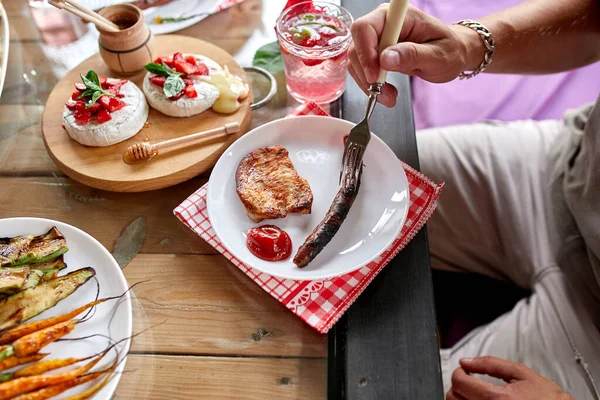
85;70;101;87
162;61;180;76
252;41;283;74
86;91;103;108
144;62;169;76
77;89;95;99
163;75;185;98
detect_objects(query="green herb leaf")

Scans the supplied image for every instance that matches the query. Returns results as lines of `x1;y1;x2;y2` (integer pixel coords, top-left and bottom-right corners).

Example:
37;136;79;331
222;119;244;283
302;13;315;21
77;89;95;99
252;41;283;74
86;91;103;108
163;74;185;98
162;61;180;76
86;70;101;87
144;62;169;77
144;61;182;78
78;70;113;107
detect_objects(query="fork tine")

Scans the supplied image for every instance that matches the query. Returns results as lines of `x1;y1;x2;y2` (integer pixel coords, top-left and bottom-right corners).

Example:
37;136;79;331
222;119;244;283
339;142;349;185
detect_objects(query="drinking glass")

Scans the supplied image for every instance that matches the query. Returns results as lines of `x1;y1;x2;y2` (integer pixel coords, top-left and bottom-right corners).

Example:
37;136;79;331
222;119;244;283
276;1;353;104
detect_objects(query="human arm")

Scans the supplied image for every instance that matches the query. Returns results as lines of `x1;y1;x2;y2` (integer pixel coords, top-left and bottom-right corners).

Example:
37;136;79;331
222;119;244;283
348;0;600;106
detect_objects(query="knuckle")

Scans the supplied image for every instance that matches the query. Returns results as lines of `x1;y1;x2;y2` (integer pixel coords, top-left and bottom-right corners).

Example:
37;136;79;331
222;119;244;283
350;20;364;36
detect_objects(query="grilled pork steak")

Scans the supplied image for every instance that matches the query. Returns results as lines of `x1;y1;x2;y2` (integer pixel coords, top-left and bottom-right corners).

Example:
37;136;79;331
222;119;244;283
236;146;313;223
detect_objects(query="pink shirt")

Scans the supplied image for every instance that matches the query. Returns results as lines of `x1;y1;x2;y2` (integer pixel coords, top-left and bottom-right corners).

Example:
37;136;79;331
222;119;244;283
410;0;600;129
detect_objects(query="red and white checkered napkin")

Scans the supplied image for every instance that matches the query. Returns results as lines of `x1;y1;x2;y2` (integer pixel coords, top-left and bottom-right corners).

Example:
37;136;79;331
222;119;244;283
174;102;443;334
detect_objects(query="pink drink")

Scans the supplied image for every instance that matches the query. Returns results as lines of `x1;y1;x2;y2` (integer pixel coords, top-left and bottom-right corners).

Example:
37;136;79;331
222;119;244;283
276;2;353;104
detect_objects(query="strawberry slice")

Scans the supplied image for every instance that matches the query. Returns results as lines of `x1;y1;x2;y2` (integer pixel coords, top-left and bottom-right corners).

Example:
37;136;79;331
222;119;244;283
173;52;185;63
71;91;81;100
193;62;208;76
97;108;112;124
168;90;185;101
74;82;86;92
87;102;102;113
149;76;166;87
185;55;197;64
65;99;79;111
99;76;108;89
183;78;194;85
99;96;125;112
74;110;92;125
302;58;324;66
174;60;196;75
75;101;87;111
184;85;197;98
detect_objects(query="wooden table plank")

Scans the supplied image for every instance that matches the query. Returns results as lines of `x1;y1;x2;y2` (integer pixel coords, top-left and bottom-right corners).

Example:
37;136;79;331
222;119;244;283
0;176;217;254
0;105;61;175
126;254;326;357
116;354;326;399
329;1;443;398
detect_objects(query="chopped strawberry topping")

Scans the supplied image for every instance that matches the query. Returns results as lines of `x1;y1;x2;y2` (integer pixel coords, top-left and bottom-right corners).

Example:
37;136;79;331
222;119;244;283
97;108;112;123
67;76;128;125
65;99;79;111
194;62;209;76
174;60;196;75
149;76;166;87
185;55;197;64
168;90;185;101
184;85;197;98
73;110;92;125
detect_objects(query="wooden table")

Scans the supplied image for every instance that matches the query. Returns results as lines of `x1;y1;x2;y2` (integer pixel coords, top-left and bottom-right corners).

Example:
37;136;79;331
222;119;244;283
0;0;442;398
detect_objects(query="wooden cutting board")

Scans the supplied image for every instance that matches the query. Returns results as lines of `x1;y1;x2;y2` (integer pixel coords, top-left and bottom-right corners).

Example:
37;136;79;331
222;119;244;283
42;35;252;192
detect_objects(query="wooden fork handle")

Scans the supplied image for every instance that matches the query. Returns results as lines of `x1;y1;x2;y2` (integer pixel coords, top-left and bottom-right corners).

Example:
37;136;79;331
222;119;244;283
376;0;410;85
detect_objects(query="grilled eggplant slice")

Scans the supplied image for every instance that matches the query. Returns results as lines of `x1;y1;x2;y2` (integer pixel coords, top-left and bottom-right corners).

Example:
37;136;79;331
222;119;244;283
0;227;69;268
0;267;95;331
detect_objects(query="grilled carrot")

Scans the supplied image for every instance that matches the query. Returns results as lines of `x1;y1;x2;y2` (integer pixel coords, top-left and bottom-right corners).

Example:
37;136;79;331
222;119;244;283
62;368;115;400
0;298;110;345
0;349;107;399
0;353;46;372
13;320;76;357
11;370;105;400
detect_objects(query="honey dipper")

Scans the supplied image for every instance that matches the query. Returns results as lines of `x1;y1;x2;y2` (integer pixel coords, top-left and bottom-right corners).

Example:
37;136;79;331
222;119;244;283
123;122;240;164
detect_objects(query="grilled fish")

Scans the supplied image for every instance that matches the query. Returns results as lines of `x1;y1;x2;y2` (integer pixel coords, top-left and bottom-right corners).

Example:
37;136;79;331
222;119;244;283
236;146;313;223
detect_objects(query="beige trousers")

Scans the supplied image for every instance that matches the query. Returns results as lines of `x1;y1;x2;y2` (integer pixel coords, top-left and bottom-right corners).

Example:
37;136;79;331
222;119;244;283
417;120;600;399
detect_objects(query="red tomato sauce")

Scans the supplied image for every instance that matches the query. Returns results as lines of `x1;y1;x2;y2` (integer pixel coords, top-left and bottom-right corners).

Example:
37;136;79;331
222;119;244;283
246;225;292;262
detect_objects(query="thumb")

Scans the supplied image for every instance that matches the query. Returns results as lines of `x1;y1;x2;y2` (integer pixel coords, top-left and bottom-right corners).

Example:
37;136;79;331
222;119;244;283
379;42;435;74
460;357;529;382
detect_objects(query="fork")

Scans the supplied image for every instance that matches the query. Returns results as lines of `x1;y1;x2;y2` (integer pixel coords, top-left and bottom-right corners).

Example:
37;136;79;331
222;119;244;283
340;0;410;190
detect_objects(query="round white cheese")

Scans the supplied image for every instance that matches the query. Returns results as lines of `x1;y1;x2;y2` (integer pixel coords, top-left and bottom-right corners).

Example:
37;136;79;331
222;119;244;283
142;54;222;118
62;80;149;147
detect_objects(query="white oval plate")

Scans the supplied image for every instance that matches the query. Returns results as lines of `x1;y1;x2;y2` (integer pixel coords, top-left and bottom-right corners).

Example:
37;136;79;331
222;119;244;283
0;218;132;400
79;0;219;35
207;116;409;280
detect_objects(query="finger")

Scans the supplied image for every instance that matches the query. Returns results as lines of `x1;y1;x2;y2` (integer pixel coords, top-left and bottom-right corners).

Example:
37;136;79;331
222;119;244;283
350;4;388;83
460;356;529;381
380;42;438;76
348;60;397;108
348;46;369;89
451;367;503;400
347;63;370;96
445;389;468;400
378;83;398;108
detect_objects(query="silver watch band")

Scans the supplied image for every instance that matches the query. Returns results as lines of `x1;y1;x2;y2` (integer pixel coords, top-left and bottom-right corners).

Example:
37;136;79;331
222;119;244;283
455;19;495;80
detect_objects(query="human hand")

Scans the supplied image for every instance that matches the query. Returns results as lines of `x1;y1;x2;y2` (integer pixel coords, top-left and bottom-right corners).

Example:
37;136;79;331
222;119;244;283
348;4;481;107
446;356;574;400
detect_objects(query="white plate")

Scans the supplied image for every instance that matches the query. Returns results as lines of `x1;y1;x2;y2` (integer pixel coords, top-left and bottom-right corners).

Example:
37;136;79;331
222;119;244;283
80;0;220;35
0;2;9;97
207;116;409;280
0;218;132;400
